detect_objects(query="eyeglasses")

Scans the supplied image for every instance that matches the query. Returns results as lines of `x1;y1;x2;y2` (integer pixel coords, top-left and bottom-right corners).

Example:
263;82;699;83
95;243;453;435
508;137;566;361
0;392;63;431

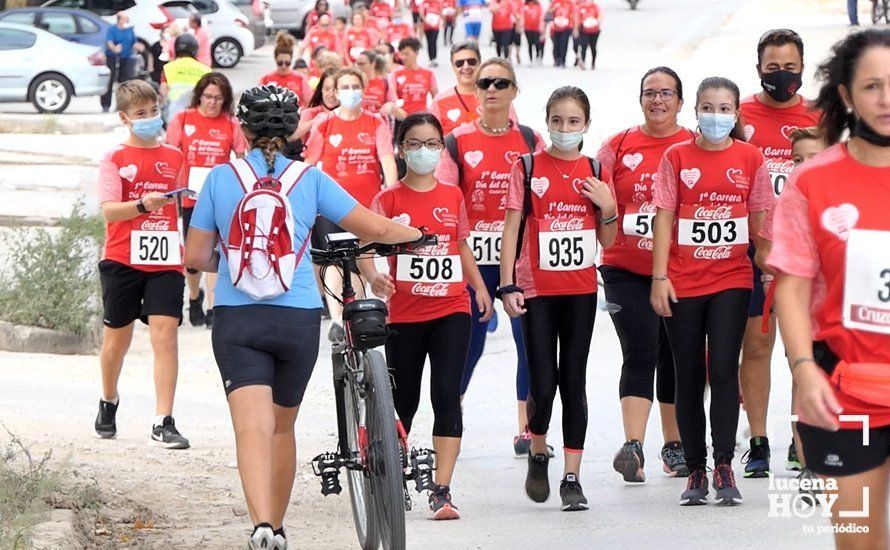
453;57;479;68
476;77;513;90
338;84;363;91
277;60;291;67
402;138;444;151
201;93;225;102
641;89;678;101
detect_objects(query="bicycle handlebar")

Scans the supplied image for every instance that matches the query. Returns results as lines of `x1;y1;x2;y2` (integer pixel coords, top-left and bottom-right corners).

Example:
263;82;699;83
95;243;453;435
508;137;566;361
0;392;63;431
310;233;439;264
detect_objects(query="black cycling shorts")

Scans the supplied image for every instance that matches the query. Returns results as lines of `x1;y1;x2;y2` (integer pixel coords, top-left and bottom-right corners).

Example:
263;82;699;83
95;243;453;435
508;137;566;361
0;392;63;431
99;259;184;328
511;29;521;45
181;206;199;275
211;305;321;407
797;422;890;476
748;243;766;318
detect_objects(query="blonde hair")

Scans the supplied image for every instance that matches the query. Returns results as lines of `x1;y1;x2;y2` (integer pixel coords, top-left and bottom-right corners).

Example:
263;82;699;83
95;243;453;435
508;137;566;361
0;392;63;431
315;50;344;72
477;57;518;90
116;80;158;114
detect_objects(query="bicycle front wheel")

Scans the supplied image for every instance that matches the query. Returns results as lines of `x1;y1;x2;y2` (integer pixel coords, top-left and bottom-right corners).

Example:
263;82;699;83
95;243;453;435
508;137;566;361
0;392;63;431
341;369;381;550
362;350;407;550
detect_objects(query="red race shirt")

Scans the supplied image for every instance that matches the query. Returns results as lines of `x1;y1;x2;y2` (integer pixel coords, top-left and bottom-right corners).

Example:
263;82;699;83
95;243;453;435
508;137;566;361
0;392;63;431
362;76;390;113
259;71;311;106
740;94;822;196
652;139;774;298
597;126;696;275
576;0;601;33
304;110;394;207
549;0;575;32
389;67;436;114
96;144;185;273
421;0;443;30
491;0;515;31
430;87;479;136
768;144;890;427
371;182;472;323
385;22;414;46
435;121;544;266
442;0;457;20
506;151;611;298
165;109;247;207
370;0;393;19
303;27;341;55
345;27;377;61
522;1;543;31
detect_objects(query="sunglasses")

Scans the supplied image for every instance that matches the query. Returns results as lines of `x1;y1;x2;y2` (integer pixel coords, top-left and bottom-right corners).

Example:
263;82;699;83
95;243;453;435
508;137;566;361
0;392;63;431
476;77;513;90
277;60;291;67
453;58;479;68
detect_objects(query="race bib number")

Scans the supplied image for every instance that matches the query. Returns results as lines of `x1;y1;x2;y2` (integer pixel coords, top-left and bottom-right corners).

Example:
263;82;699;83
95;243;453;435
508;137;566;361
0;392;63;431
843;229;890;335
349;46;364;59
396;254;463;283
537;218;596;271
442;7;456;16
466;7;481;19
424;12;440;26
582;16;598;29
188;166;212;194
130;231;181;266
554;16;569;27
470;231;501;265
770;170;788;197
622;203;655;239
677;204;748;261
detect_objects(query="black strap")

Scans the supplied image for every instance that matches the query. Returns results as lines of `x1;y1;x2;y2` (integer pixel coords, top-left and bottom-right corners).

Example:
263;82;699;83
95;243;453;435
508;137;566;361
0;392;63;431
518;123;536;153
444;132;462;184
514;152;535;271
813;341;840;376
612;127;632;174
587;156;601;180
454;86;471;113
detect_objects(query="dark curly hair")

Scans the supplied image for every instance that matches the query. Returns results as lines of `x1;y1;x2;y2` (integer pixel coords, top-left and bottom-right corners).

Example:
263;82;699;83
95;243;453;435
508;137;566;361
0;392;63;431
188;72;234;115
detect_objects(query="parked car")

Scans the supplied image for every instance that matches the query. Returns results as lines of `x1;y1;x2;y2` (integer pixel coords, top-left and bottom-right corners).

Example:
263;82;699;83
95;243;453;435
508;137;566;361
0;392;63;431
0;8;111;49
227;0;266;49
267;0;352;38
0;22;110;113
40;0;254;68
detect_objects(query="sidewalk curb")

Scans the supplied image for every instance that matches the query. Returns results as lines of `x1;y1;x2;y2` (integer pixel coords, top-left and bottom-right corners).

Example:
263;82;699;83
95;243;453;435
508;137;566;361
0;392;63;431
30;509;82;550
0;115;119;135
0;321;96;355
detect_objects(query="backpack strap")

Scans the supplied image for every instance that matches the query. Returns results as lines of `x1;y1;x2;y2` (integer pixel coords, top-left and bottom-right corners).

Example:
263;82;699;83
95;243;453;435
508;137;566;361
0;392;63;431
278;160;312;195
514;152;535;267
588;156;601;180
518;124;536;153
444;133;462;184
229;158;260;193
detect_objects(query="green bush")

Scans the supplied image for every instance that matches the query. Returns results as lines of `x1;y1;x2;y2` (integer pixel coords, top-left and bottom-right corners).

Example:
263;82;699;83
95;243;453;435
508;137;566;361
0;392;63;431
0;433;59;549
0;203;103;335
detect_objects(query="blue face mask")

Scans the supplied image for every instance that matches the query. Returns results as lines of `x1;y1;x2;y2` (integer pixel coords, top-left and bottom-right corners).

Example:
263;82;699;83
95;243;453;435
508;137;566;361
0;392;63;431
697;113;736;144
130;114;164;140
549;130;584;152
338;88;363;110
405;146;441;175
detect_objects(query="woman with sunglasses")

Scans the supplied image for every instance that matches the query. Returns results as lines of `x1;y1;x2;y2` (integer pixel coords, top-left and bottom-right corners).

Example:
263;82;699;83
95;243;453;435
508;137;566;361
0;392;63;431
436;58;544;455
304;67;397;334
359;112;492;521
596;67;694;483
429;42;481;136
260;32;313;106
651;76;774;507
166;72;246;329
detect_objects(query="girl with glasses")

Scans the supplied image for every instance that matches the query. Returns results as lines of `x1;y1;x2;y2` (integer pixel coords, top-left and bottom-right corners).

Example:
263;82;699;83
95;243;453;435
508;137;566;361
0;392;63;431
596;67;694;484
359;113;492;521
436;58;545;457
260;32;313;107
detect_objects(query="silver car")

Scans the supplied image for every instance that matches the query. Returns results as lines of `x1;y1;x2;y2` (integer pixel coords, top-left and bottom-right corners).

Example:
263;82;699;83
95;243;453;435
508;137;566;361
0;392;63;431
0;22;110;113
267;0;352;38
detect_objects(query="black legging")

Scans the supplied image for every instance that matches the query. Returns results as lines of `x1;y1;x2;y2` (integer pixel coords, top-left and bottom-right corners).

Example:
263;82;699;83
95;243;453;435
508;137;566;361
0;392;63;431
425;29;439;62
577;31;600;68
386;312;471;437
601;266;675;404
101;55;135;111
551;30;572;67
663;288;751;470
493;29;513;58
444;21;455;45
525;31;544;60
522;293;597;451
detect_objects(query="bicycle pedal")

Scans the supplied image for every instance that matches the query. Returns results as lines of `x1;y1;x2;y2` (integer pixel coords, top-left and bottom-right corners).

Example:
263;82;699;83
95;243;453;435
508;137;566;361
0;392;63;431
311;452;343;496
409;447;437;493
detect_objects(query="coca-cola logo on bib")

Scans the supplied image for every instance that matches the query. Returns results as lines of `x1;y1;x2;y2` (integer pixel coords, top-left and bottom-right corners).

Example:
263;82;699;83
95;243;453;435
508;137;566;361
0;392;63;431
140;219;171;231
693;245;732;260
548;218;584;231
637;238;654;251
411;282;451;296
473;219;504;232
694;205;734;220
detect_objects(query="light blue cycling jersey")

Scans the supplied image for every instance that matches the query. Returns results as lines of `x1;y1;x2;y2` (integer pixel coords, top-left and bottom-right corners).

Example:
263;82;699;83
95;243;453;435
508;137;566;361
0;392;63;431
190;148;358;309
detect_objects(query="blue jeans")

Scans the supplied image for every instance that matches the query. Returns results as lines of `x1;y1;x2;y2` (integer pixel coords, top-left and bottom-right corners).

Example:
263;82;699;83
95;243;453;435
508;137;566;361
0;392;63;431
848;0;859;24
462;264;530;400
464;21;481;38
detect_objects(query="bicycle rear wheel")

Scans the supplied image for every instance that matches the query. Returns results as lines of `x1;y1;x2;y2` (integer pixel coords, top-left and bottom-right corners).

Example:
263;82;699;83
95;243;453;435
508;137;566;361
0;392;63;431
341;369;381;550
362;350;406;550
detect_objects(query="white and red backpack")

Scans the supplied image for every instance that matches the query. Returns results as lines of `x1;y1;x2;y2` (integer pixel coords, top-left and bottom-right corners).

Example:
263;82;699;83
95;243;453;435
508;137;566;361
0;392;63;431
223;158;311;301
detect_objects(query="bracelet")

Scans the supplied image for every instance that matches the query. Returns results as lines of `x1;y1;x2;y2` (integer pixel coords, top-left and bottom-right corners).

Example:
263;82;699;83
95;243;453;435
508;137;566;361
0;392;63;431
136;198;148;214
761;274;775;283
495;284;524;300
652;274;669;281
790;357;815;373
601;212;618;225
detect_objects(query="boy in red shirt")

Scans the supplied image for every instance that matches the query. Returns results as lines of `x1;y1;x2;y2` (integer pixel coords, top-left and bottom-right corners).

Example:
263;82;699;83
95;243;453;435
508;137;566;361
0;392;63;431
390;37;439;116
94;80;190;449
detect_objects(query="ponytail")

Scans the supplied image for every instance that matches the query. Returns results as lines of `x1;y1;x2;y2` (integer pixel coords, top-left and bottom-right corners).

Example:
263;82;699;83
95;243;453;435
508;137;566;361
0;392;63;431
253;136;285;174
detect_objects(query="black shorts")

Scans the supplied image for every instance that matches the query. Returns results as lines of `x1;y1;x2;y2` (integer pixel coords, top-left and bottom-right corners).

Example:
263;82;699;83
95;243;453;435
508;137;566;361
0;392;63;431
181;206;199;275
212;305;321;407
99;259;184;328
748;243;766;318
511;29;521;45
797;422;890;476
411;11;421;23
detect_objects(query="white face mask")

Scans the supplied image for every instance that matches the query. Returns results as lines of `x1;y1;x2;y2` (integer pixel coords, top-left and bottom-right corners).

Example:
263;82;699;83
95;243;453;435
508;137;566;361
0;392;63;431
549;129;584;151
405;146;441;175
338;88;363;109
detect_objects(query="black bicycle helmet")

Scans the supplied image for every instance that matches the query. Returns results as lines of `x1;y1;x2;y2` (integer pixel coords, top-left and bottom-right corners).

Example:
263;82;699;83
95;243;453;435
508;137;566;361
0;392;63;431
237;85;300;138
174;33;199;58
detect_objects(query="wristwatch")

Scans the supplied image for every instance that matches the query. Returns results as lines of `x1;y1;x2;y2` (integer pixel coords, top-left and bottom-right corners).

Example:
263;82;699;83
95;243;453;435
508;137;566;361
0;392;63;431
495;284;524;300
136;198;148;214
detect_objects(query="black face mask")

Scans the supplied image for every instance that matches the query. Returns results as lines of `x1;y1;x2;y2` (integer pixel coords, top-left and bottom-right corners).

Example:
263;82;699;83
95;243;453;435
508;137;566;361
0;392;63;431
853;117;890;147
760;70;803;103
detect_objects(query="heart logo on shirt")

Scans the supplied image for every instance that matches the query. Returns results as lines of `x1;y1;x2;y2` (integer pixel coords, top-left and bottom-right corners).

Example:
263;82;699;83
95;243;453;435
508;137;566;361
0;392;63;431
393;213;412;226
432;207;449;223
446;108;461;122
118;164;137;182
504;150;521;165
743;124;755;141
397;75;407;85
572;177;585;194
530;176;550;198
464;150;484;168
780;125;799;141
679;168;701;189
329;134;343;147
821;203;859;241
725;168;744;185
622;152;643;171
184;124;197;137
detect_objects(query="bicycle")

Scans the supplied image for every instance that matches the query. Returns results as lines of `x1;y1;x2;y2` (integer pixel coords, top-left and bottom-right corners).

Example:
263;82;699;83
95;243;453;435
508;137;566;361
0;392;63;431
873;0;889;24
310;232;438;550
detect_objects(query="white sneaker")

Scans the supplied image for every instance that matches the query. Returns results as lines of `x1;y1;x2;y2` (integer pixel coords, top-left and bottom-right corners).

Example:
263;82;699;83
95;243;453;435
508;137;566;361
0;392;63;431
273;533;287;550
248;526;275;549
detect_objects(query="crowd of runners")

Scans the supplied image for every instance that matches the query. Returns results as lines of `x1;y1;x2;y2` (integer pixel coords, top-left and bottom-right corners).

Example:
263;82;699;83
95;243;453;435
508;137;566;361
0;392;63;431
85;0;890;546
